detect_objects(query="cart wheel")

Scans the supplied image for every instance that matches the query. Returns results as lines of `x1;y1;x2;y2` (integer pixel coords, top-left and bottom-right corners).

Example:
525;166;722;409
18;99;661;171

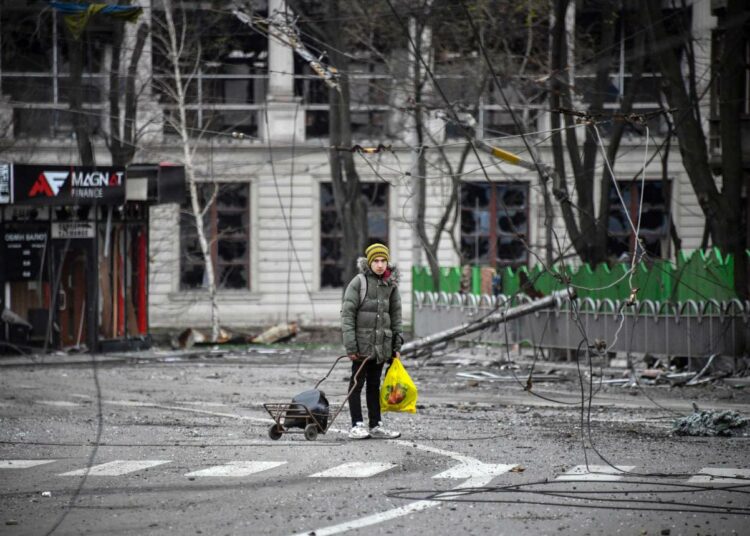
304;424;319;441
268;424;283;440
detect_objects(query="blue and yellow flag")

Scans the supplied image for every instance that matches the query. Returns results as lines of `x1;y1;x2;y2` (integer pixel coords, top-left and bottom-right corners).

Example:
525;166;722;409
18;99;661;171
50;2;143;39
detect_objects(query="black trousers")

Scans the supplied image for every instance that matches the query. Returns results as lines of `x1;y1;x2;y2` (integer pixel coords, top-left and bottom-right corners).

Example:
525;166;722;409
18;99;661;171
348;358;385;428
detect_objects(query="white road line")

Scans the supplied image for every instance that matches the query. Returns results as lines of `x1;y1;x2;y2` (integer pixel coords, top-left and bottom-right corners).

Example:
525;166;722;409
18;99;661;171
109;400;509;535
688;468;750;485
185;461;286;477
0;460;57;469
106;400;153;407
432;462;517;479
310;462;397;479
37;400;80;407
556;465;635;481
59;460;171;476
290;474;494;536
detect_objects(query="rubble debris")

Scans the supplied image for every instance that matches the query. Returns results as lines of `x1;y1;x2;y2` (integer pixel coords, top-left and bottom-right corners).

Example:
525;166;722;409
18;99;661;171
723;378;750;388
171;328;206;349
251;322;298;344
171;327;238;349
672;410;750;437
686;354;720;385
663;372;695;386
600;378;630;385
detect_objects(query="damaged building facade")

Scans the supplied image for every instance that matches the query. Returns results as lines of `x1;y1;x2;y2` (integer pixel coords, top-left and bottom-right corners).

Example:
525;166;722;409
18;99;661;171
0;0;746;342
0;162;183;350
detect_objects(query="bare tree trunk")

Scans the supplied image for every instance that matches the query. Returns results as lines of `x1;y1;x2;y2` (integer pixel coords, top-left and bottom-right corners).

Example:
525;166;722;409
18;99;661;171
64;28;95;166
718;0;748;299
642;0;747;298
162;0;221;340
594;20;646;262
640;0;723;239
549;0;585;258
326;0;368;286
109;17;148;167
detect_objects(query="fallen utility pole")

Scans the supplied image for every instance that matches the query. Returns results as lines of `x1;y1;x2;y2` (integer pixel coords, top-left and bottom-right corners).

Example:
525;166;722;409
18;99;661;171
401;289;575;357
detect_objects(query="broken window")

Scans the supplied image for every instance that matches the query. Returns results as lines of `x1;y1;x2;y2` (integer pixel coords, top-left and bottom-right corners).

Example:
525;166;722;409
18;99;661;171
460;182;529;268
179;183;250;290
152;6;268;138
320;182;389;288
574;4;677;136
0;3;110;137
607;180;669;261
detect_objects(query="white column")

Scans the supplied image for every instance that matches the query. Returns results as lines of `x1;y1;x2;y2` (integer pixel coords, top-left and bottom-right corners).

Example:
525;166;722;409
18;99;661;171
261;0;304;142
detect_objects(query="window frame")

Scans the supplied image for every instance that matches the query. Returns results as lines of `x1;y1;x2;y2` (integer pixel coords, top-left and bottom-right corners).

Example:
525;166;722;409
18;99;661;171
607;179;671;260
179;182;250;291
319;181;390;288
460;181;530;269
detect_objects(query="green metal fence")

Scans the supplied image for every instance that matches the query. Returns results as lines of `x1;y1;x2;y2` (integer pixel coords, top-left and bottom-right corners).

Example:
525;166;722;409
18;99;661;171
412;248;749;301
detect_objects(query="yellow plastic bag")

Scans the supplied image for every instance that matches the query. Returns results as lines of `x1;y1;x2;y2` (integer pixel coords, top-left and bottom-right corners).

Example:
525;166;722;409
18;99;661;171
380;358;418;413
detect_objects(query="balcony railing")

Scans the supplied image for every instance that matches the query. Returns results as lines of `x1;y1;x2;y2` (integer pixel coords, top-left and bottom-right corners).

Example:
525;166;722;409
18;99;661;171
1;70;669;141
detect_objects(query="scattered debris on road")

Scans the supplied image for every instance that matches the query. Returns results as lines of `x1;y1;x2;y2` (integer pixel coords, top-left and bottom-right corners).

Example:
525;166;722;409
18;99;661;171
672;409;750;437
251;322;298;344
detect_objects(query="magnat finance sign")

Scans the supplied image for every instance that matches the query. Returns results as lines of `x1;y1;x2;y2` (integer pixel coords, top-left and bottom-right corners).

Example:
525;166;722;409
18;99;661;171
1;164;126;206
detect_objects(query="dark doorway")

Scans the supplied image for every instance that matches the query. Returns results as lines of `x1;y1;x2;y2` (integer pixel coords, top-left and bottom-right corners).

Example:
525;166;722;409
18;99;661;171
51;240;96;350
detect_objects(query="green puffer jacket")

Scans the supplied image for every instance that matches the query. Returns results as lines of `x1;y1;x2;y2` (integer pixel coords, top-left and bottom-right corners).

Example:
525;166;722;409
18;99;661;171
341;257;402;363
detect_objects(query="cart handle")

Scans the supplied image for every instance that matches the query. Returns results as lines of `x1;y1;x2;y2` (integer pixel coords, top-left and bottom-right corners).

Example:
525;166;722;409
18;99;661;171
314;355;371;390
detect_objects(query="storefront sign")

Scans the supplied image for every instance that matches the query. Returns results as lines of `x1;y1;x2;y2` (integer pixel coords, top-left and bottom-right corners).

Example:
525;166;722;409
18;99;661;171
51;221;95;239
2;224;48;281
8;164;126;206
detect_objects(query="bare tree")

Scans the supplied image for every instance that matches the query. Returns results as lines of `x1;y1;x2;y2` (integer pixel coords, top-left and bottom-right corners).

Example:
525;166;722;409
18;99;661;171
548;0;647;266
640;0;748;298
107;13;150;167
289;0;547;288
57;2;149;168
63;24;95;166
153;1;221;340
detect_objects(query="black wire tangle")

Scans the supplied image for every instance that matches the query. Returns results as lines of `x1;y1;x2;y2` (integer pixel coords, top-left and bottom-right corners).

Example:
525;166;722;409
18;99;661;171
385;478;750;516
374;0;746;489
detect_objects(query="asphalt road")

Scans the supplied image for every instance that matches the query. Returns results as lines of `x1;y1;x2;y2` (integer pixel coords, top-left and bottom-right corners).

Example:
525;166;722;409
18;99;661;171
1;346;748;535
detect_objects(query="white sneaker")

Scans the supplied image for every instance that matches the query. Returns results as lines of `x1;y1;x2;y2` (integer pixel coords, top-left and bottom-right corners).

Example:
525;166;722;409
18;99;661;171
348;422;370;439
369;422;401;439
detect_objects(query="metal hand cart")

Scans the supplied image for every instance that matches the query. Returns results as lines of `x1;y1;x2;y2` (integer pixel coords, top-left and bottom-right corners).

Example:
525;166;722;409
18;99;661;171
264;356;371;441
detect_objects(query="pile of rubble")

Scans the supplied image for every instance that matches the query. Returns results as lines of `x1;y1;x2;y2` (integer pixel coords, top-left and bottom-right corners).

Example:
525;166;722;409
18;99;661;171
672;409;750;437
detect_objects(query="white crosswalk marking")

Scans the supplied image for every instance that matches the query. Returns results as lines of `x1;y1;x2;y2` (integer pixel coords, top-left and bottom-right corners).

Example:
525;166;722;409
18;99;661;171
556;465;635;481
310;462;396;478
0;460;56;469
688;468;750;485
433;462;517;479
185;461;286;477
37;400;80;407
59;460;171;476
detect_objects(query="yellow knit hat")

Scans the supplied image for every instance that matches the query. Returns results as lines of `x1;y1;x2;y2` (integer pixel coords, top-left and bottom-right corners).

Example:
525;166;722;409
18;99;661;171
365;243;389;265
